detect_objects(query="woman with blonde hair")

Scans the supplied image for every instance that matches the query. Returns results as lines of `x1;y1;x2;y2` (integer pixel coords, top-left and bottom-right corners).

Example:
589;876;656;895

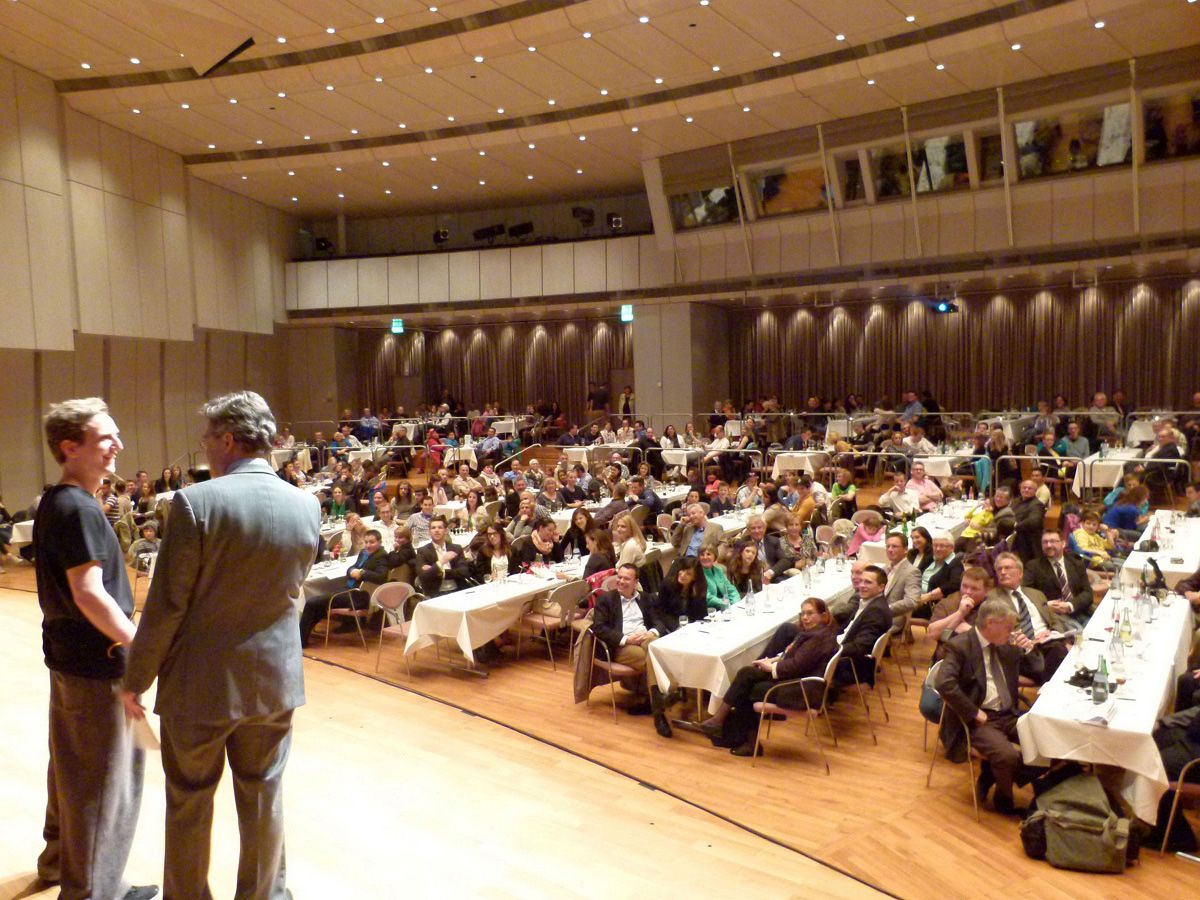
610;511;647;568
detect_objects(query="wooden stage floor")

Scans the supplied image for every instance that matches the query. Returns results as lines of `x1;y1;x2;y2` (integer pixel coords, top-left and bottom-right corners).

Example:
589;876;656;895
2;562;1196;900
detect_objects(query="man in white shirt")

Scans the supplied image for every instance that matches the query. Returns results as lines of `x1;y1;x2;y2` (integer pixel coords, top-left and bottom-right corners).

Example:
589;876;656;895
990;552;1069;681
878;471;920;519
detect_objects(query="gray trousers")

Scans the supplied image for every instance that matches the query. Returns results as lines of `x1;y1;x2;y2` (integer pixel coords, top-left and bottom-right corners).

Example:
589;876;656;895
39;670;144;900
159;710;293;900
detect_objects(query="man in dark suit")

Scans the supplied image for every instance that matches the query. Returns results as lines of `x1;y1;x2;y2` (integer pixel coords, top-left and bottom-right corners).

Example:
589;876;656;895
1023;529;1094;628
1010;480;1047;563
627;476;663;518
298;527;391;646
121;391;323;900
592;563;674;737
991;552;1071;681
935;597;1043;814
416;514;474;594
833;565;894;689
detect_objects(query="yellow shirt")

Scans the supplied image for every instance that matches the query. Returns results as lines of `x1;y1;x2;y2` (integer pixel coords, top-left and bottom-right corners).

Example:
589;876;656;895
1072;528;1111;558
962;507;993;539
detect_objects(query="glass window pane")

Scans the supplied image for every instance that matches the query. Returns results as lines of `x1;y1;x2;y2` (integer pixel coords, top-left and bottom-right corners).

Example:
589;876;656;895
837;155;864;203
752;161;828;217
912;134;969;193
668;185;739;230
978;132;1004;182
870;144;910;199
1144;91;1200;162
1013;102;1131;179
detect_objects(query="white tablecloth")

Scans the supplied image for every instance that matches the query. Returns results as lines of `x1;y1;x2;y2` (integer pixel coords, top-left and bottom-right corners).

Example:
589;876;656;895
348;446;389;465
1120;511;1200;589
770;451;829;481
914;450;972;479
661;449;694;469
1126;420;1157;445
858;502;978;563
1017;588;1193;822
434;500;467;519
269;447;312;472
302;558;355;600
707;506;761;539
725;420;743;438
825;417;851;441
564;447;590;465
11;519;33;548
981;413;1036;443
647;566;854;713
444;447;478;469
491;418;516;437
1070;447;1141;494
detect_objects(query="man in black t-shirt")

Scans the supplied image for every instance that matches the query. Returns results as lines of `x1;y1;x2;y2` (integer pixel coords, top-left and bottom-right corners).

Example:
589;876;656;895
35;397;157;900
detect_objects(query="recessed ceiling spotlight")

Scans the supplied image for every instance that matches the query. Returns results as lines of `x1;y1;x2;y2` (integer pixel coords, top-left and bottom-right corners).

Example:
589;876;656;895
866;78;875;85
381;161;389;167
181;103;189;109
712;65;720;71
528;46;536;52
772;51;781;58
130;57;140;64
1094;20;1105;28
326;27;336;34
497;107;504;113
474;55;484;62
399;123;406;128
338;193;344;198
600;89;608;95
579;135;586;140
630;126;638;132
350;129;358;134
429;5;437;10
905;15;916;22
527;174;533;179
326;84;334;90
742;106;750;112
835;34;845;41
935;63;945;70
291;196;298;201
576;168;583;174
479;150;486;156
375;76;383;82
478;180;485;185
241;175;247;180
685;116;693;122
229;98;237;103
208;143;216;148
304;135;311;140
385;189;391;194
432;184;438;189
447;116;454;121
655;77;663;84
255;139;263;144
132;108;141;114
431;156;437;162
582;31;592;38
424;67;433;73
81;62;91;69
1011;43;1021;50
277;92;286;97
639;16;650;23
375;16;385;24
548;99;556;105
335;166;342;171
277;36;286;43
288;171;295;175
700;0;709;5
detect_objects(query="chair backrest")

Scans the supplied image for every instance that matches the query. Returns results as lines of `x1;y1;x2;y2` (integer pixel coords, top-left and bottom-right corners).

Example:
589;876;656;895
815;524;836;546
324;529;344;551
629;503;650;526
389;563;415;586
924;659;943;692
539;578;590;617
851;509;875;526
699;502;711;516
373;582;415;617
657;513;675;532
511;535;529;558
870;630;891;667
484;500;503;520
820;647;844;691
600;574;619;592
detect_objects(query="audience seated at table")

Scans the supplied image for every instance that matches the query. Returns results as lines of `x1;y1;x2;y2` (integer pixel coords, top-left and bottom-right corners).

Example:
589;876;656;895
989;553;1070;681
417;515;475;595
698;546;739;610
1022;529;1095;629
656;556;708;627
765;512;818;581
847;511;886;557
724;540;764;597
831;565;894;692
610;512;647;568
517;516;565;568
301;527;391;647
926;566;991;663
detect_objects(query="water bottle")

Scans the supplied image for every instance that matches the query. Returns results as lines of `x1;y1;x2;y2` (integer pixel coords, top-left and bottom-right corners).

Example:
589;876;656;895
1119;610;1133;647
745;589;756;617
1091;657;1109;704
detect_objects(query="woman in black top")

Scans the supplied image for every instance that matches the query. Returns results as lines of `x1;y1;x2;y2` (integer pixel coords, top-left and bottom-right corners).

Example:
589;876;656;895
725;539;765;597
561;507;596;556
656;556;708;627
907;526;934;572
581;529;615;579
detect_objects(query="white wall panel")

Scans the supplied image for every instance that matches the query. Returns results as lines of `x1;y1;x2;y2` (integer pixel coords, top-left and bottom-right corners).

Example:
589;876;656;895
233;201;257;333
99;122;133;201
38;351;76;475
777;217;811;272
1184;159;1200;232
0;181;35;349
158;147;186;215
72;333;105;399
638;235;675;287
449;250;480;302
13;65;63;197
973;190;1009;251
479;248;511;299
285;262;299;310
1051;178;1094;245
106;337;139;467
251;210;274;334
327;258;359;309
0;350;43;499
134;204;169;340
510;245;542;297
63;108;102;189
937;194;975;257
674;233;700;283
297;260;329;309
749;220;781;274
26;187;75;350
1139;165;1182;236
129;137;161;209
574;240;606;294
0;59;22;184
541;243;574;296
212;191;239;331
605;236;639;290
1011;182;1053;248
387;256;419;304
189;179;219;328
418;254;449;303
135;340;164;470
105;193;142;336
162;341;198;465
357;257;387;307
162;210;193;342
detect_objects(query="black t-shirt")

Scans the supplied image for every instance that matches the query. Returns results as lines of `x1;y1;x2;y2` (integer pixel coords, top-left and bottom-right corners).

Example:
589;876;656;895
34;484;134;679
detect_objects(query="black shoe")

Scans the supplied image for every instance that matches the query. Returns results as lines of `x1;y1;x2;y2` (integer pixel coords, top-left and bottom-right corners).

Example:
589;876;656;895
730;742;764;758
654;711;674;738
123;887;161;900
993;794;1027;817
625;701;653;716
663;689;683;707
975;761;995;803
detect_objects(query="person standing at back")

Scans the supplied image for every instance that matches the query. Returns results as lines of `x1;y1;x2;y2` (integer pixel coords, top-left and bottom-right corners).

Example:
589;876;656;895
35;398;159;900
120;391;322;900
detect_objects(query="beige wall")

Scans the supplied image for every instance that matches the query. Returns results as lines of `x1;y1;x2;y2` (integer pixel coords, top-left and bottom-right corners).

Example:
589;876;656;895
0;56;298;505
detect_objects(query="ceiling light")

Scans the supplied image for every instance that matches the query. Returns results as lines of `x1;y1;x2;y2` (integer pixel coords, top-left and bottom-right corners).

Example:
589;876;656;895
497;107;504;113
935;63;945;70
639;16;650;23
425;67;433;73
474;55;484;62
479;150;486;156
772;51;781;58
375;16;385;24
582;31;592;38
277;37;286;43
742;106;750;112
685;116;693;122
338;193;344;198
382;161;389;166
1011;43;1021;50
229;98;237;103
600;89;608;95
576;169;583;174
906;15;916;22
326;84;334;90
429;5;437;10
478;180;485;185
326;27;336;34
866;79;875;85
304;135;311;140
288;171;295;176
431;156;437;161
579;135;586;140
700;0;710;5
130;57;140;64
291;196;298;201
835;34;845;41
399;123;407;128
181;103;189;109
548;99;556;105
528;143;535;149
528;46;536;52
527;174;533;179
81;62;91;69
447;116;454;121
712;65;720;71
277;92;286;97
132;108;141;114
432;185;438;189
631;126;638;132
375;76;383;82
350;129;358;134
655;77;663;84
1094;20;1105;28
335;166;342;171
256;139;263;144
208;143;216;149
241;175;247;180
385;189;391;194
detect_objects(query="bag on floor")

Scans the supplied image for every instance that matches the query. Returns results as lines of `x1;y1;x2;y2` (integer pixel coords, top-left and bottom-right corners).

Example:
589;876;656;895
1019;773;1130;873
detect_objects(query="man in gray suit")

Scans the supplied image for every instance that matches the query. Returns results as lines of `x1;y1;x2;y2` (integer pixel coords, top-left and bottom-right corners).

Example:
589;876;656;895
120;392;322;900
883;531;921;629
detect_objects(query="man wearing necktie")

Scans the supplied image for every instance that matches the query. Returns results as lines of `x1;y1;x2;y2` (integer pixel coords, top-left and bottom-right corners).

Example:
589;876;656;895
935;597;1043;815
1022;530;1095;629
298;529;390;646
989;552;1070;682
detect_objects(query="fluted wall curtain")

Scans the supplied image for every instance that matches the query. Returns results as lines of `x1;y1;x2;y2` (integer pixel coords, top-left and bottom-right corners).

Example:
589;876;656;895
730;279;1200;412
360;320;632;421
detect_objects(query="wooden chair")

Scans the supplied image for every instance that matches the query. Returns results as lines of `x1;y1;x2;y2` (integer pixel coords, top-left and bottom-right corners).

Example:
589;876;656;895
325;580;381;650
750;648;843;773
585;624;643;723
922;660;983;822
373;582;421;676
1160;757;1200;853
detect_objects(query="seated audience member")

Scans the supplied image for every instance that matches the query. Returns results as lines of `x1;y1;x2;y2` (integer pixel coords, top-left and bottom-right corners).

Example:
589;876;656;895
518;516;565;567
1034;432;1067;481
883;532;921;627
724;540;765;597
1103;471;1143;509
933;597;1043;815
469;523;517;584
534;477;563;513
386;525;416;572
590;563;674;737
698;546;740;610
656;557;708;626
561;507;596;556
393;482;417;519
610;512;647;568
577;529;616;580
1149;684;1200;850
914;531;964;618
829;468;858;519
847;511;886;557
300;528;391;646
1023;529;1095;629
555;471;586;509
907;526;934;573
990;552;1070;681
1053;421;1089;481
709;481;736;516
135;482;157;516
506;495;538;541
125;521;160;570
905;462;944;513
832;565;894;690
694;598;840;757
1176;560;1200;612
625;475;661;517
878;471;920;519
764;512;817;581
405;495;436;544
673;503;720;559
153;466;178;493
701;425;730;472
735;472;764;509
525;458;547;489
902;426;936;457
1102;484;1149;542
961;496;995;540
1010;480;1047;563
1028;469;1053;506
927;566;991;662
417;515;474;595
451;463;483;498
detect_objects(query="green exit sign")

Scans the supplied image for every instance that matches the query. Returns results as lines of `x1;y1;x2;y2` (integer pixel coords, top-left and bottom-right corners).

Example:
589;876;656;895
391;318;404;334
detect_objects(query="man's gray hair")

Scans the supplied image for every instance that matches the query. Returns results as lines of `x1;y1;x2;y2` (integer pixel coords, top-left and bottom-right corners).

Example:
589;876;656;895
977;597;1017;626
203;391;275;454
44;397;109;464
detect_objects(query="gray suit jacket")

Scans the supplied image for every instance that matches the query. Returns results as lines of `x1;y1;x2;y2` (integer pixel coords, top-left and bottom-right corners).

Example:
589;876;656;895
885;558;922;619
124;456;322;720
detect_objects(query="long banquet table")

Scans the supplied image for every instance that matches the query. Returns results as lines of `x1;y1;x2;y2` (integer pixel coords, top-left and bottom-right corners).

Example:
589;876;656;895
647;564;854;713
1119;510;1200;590
1070;447;1141;495
1016;584;1194;822
769;451;829;481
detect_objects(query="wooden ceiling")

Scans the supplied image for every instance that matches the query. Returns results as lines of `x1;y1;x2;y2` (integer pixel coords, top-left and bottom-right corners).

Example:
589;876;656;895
2;0;1198;218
